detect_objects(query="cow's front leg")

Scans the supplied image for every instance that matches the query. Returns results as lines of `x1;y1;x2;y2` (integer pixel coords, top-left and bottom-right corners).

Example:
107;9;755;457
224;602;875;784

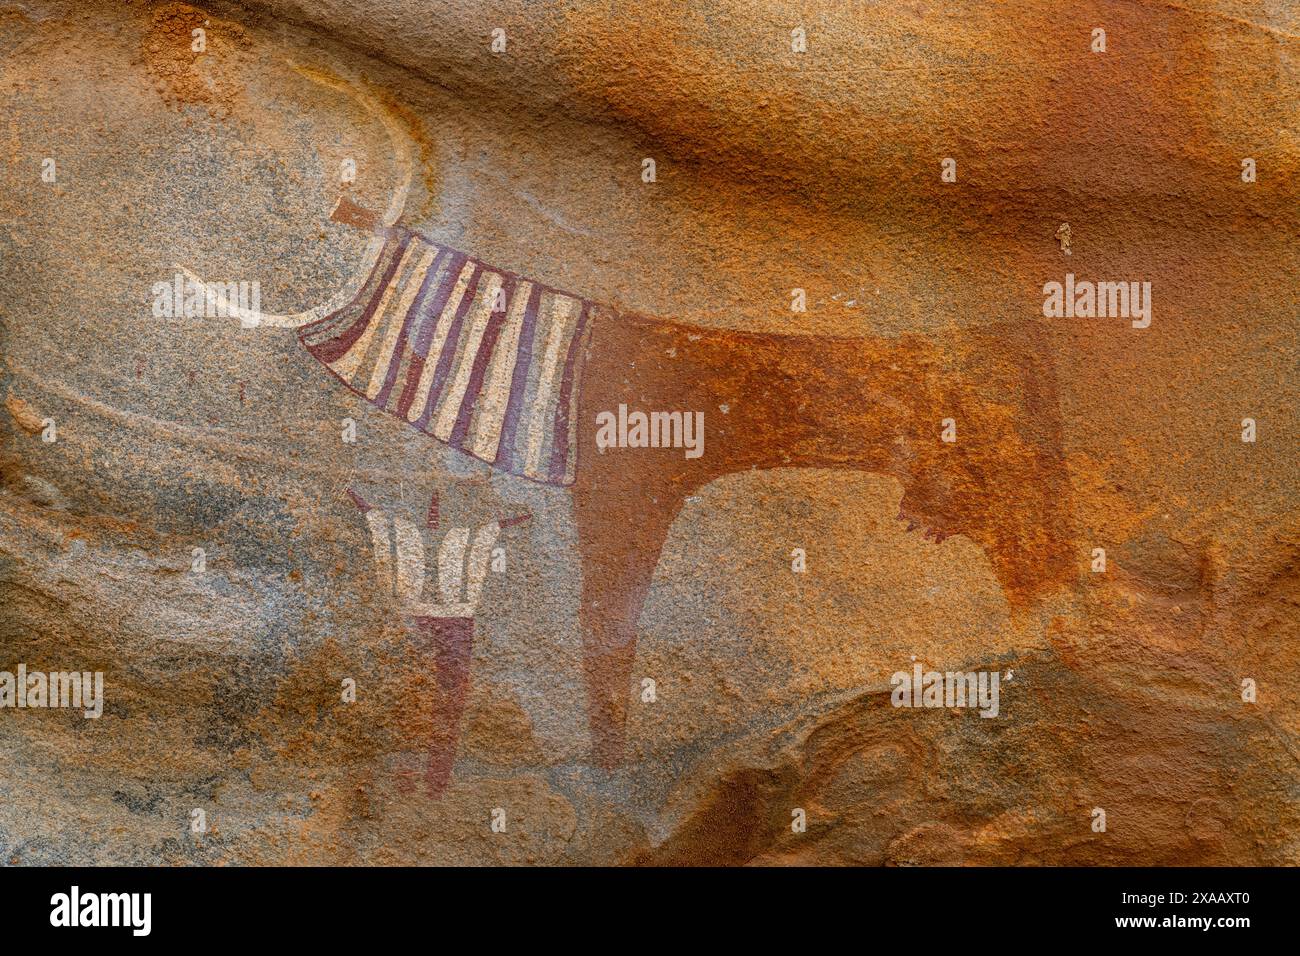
571;466;689;769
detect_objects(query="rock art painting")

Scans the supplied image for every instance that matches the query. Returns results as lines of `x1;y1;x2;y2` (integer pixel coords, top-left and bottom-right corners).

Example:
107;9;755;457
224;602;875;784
0;0;1297;873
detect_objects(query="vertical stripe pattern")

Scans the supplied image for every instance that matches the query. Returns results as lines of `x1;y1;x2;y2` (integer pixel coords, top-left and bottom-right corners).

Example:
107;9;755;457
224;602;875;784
299;228;591;486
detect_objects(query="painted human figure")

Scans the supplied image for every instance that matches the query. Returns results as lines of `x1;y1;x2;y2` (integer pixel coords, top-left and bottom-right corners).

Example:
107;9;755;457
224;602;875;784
349;486;528;795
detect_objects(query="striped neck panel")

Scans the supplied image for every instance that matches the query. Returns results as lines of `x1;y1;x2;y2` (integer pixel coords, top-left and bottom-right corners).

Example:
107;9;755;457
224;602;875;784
300;225;592;486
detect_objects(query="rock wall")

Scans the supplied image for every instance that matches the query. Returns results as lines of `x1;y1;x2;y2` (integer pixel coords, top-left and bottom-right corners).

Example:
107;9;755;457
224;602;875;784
0;0;1296;865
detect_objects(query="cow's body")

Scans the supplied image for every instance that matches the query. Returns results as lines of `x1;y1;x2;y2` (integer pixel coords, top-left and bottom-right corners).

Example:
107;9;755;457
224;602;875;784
317;198;1075;770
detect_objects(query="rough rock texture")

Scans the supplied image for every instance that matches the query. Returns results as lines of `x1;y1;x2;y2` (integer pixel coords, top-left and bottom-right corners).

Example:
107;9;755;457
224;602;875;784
0;0;1296;865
